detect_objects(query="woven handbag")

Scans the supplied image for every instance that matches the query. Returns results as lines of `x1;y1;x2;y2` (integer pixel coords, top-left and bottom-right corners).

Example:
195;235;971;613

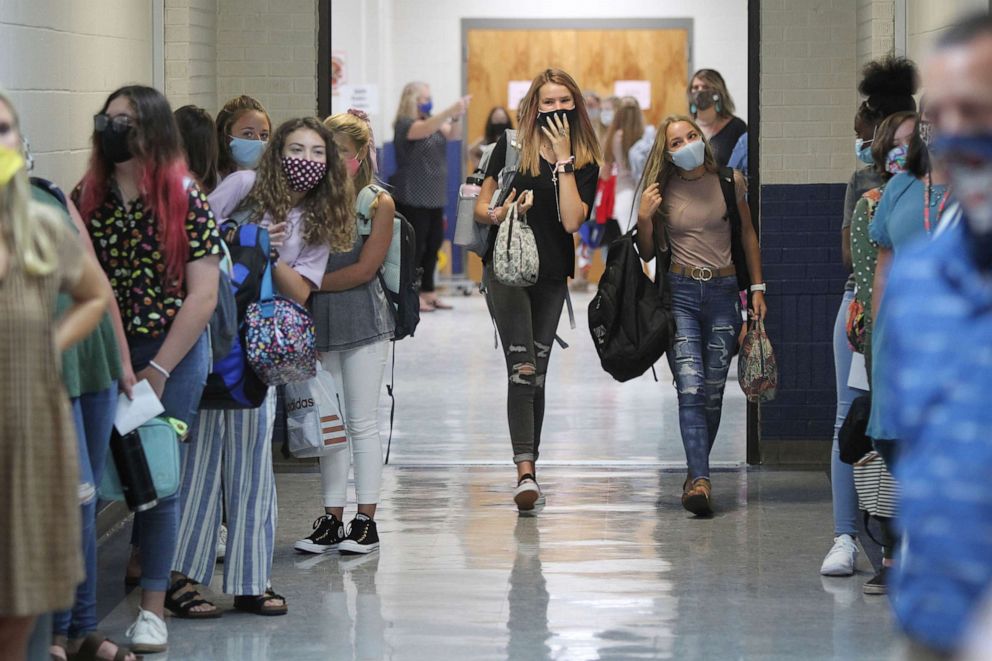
738;319;778;403
493;201;539;287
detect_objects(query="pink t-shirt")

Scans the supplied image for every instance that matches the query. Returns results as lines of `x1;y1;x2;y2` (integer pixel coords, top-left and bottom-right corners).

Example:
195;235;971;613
208;170;330;288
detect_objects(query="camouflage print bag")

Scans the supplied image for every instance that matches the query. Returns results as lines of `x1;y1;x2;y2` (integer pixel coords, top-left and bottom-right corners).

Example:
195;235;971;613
738;319;778;403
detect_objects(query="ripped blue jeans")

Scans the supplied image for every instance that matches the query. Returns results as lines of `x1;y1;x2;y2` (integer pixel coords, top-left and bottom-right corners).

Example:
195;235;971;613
666;273;743;480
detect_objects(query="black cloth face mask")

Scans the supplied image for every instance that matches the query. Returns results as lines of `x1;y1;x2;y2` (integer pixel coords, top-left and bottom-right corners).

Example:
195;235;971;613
100;127;134;164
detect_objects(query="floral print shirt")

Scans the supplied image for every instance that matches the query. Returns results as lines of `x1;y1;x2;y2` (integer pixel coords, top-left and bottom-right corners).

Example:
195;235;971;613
75;180;220;338
850;185;883;324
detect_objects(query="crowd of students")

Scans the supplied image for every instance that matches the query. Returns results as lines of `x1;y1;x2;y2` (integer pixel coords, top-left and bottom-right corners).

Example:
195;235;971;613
2;10;992;659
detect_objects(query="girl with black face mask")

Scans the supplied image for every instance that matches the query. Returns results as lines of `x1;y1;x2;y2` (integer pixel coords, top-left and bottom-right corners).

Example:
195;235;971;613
687;69;747;167
474;68;602;515
74;84;222;654
468;105;514;171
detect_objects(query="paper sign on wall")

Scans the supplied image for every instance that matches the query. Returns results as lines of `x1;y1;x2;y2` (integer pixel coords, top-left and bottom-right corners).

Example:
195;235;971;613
331;50;346;95
507;81;532;110
614;80;652;109
337;84;379;114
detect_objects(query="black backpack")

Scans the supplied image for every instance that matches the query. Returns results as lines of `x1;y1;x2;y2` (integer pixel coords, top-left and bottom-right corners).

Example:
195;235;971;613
199;209;270;409
588;229;675;382
839;394;873;464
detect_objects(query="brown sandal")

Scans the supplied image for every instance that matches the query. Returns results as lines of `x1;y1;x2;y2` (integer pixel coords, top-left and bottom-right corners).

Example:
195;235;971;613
70;632;141;661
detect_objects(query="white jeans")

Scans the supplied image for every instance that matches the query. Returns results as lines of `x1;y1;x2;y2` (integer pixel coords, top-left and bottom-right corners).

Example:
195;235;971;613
318;341;390;507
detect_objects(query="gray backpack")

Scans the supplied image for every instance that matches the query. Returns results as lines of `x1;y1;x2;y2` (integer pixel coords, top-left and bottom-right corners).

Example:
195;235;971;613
454;129;520;256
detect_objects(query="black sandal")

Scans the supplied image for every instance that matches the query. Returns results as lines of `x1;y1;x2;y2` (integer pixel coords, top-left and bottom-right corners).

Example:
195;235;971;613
165;577;222;619
70;632;141;661
233;589;288;616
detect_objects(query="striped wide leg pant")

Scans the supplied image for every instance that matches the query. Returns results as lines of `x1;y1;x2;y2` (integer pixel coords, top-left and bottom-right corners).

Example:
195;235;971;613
173;392;277;595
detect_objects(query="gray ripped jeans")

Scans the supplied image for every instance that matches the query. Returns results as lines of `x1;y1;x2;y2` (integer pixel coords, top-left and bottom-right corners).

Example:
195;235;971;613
484;269;567;465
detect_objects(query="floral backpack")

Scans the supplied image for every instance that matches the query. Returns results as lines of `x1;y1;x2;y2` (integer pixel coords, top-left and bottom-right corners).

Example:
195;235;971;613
243;228;317;386
738;319;778;403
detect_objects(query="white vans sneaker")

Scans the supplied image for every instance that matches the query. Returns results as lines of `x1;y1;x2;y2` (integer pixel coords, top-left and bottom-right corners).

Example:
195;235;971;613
216;523;228;561
514;475;541;515
126;607;168;653
820;534;858;576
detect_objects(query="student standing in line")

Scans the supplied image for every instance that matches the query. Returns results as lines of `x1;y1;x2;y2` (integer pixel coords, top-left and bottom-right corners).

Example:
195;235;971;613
216;95;271;181
169;117;352;616
687;69;747;167
294;109;395;556
635;115;766;516
175;105;220;194
74;85;221;654
474;68;601;514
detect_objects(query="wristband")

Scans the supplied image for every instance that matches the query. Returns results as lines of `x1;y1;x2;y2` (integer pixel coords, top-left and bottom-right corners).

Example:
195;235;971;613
488;207;500;224
149;360;171;379
750;283;767;293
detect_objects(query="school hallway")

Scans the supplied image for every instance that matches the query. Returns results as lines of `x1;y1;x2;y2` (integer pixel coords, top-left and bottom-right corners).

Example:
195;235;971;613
93;288;896;660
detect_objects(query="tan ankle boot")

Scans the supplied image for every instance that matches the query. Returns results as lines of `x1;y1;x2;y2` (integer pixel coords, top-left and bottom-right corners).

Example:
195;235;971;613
681;477;713;516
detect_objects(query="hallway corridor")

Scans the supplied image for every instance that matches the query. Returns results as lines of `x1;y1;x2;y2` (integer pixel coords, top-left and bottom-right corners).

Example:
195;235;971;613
94;290;896;660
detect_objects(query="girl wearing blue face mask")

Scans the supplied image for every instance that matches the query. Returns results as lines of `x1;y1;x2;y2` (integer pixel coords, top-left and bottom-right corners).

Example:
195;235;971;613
215;95;271;180
391;81;470;311
635;115;766;516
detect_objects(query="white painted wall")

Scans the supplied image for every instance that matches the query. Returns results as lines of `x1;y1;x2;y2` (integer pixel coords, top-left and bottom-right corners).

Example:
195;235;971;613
907;0;988;66
0;0;155;191
330;0;749;145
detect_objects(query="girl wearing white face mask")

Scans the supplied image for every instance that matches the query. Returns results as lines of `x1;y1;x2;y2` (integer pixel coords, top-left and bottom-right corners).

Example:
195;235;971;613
635;115;766;516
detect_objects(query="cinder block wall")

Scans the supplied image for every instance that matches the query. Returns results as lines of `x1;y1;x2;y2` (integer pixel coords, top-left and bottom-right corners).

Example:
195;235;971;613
0;1;155;191
165;0;219;112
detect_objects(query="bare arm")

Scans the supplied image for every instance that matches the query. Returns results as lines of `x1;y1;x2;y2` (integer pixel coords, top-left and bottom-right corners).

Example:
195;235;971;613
739;193;767;320
407;97;468;141
555;171;589;234
55;253;110;352
272;260;315;306
68;199;136;395
137;255;219;398
872;247;893;322
842;226;852;271
474;176;521;225
322;193;395;291
635;182;662;257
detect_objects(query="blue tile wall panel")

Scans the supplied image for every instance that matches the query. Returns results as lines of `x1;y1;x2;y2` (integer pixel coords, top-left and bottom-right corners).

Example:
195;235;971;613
760;182;848;441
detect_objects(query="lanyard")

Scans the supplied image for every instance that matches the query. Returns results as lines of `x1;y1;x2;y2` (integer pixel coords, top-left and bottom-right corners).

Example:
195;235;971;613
923;173;949;235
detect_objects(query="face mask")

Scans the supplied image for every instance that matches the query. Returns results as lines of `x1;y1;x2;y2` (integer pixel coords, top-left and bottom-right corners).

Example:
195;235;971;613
670;139;706;171
600;109;615;126
933;133;992;267
691;89;720;113
488;122;511;141
281;156;327;193
229;137;266;169
537;107;578;130
417;99;433;117
587;107;600;124
100;126;133;164
344;155;362;178
885;145;908;174
855;138;874;165
0;146;25;187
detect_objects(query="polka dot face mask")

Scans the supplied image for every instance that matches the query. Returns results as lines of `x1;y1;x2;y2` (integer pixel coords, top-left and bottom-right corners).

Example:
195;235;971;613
281;156;327;193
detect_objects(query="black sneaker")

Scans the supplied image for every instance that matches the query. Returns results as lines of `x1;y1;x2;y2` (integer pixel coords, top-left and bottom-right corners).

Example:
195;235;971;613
863;566;889;595
338;514;380;555
294;514;345;554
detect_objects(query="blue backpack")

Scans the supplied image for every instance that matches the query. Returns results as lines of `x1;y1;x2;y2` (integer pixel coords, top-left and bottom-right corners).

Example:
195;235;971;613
199;210;271;409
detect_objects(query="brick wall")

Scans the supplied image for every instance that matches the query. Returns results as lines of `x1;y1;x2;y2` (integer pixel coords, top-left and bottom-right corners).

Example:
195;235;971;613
165;0;218;112
215;0;318;125
759;0;858;185
857;0;895;68
0;1;155;191
759;183;849;440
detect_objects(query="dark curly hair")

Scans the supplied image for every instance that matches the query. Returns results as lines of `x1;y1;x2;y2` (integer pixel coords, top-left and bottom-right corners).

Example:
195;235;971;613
856;56;919;127
238;117;354;253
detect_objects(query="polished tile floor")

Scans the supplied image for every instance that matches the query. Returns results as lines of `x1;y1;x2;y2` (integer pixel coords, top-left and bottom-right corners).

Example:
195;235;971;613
96;289;897;660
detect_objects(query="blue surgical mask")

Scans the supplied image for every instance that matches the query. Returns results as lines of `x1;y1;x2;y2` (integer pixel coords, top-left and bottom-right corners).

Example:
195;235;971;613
670;139;706;171
417;99;433;117
229;136;267;169
855;138;874;165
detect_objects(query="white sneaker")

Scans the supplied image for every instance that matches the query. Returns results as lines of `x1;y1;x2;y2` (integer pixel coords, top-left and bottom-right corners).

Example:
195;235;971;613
126;607;168;654
820;534;858;576
514;476;540;515
216;524;228;561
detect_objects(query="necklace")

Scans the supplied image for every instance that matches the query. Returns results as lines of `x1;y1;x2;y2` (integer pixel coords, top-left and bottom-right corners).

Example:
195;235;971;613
677;170;705;182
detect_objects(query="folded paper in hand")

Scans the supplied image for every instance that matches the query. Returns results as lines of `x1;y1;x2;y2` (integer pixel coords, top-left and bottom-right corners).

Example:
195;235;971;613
114;380;165;435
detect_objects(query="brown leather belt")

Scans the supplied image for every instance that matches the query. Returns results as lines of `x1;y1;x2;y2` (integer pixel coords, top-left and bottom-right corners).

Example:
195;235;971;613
669;262;736;281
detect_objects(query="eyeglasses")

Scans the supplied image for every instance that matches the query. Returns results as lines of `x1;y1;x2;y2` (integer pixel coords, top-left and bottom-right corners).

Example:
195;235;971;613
94;113;134;133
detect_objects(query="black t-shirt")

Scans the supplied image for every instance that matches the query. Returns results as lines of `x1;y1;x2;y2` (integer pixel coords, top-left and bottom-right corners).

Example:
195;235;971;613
484;133;599;280
708;116;748;167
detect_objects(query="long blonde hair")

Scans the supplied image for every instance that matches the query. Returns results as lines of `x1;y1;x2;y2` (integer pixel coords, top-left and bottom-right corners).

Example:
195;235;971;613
516;69;601;177
0;91;60;277
393;81;427;128
603;96;645;169
636;115;719;215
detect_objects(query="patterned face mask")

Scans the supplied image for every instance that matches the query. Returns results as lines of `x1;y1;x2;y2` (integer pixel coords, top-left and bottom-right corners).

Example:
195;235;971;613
281;157;327;193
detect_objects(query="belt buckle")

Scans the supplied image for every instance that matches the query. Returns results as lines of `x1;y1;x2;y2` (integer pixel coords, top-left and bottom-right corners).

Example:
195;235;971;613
691;266;713;282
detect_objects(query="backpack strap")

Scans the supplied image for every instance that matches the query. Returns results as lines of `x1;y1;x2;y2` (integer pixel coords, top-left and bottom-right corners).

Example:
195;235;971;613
504;129;520;171
29;177;68;210
718;166;752;292
356;184;385;236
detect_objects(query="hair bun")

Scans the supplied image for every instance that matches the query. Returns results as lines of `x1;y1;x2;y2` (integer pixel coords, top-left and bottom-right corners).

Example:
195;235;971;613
858;55;919;100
